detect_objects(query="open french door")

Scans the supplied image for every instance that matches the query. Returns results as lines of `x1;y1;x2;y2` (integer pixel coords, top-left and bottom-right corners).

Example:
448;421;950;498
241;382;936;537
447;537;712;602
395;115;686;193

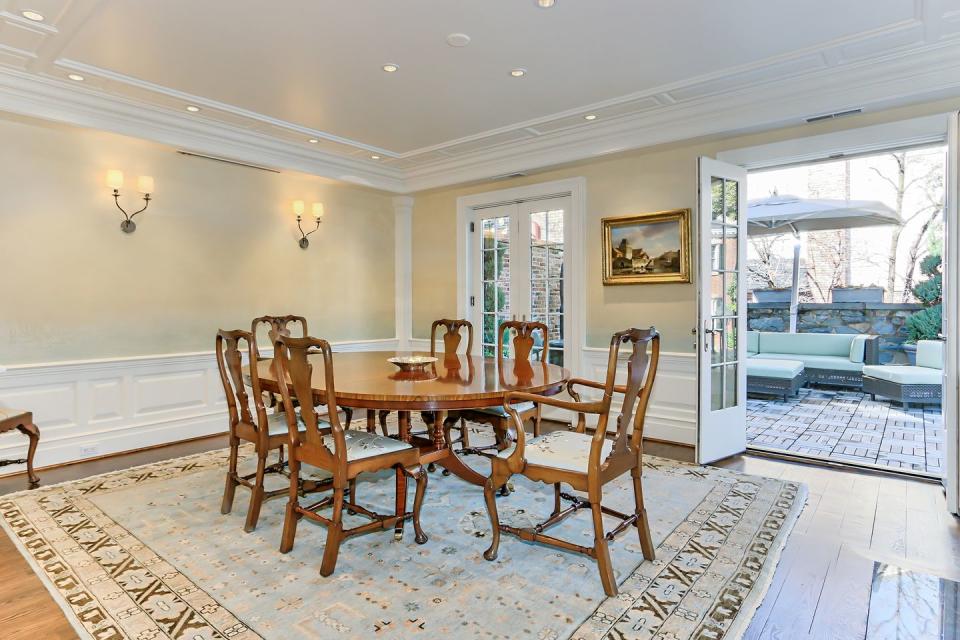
945;113;959;515
697;157;748;464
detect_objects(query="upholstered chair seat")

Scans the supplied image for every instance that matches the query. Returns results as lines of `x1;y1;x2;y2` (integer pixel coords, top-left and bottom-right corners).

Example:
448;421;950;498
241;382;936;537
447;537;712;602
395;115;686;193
496;430;613;474
308;430;414;463
473;401;536;418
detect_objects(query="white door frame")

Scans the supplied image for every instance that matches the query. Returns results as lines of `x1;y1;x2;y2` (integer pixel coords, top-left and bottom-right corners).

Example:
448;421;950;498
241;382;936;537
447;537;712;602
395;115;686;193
456;177;587;376
945;113;959;515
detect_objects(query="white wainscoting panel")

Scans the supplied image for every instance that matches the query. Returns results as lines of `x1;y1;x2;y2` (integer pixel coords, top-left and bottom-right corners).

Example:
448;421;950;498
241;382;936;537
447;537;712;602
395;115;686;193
0;338;399;477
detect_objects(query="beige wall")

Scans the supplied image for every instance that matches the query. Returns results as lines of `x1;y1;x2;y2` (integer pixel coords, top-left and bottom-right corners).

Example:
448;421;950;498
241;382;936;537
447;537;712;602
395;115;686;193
0;115;396;364
411;97;960;353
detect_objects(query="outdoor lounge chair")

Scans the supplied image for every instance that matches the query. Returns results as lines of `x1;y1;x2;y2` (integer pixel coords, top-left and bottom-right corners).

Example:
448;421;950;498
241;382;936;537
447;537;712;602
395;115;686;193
862;340;944;409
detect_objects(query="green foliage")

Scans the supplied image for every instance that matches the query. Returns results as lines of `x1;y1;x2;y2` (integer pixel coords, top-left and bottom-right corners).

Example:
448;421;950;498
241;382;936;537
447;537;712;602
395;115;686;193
906;253;942;342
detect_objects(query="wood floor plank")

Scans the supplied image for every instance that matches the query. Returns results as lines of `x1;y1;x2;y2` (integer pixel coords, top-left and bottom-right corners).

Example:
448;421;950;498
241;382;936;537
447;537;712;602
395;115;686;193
807;544;875;640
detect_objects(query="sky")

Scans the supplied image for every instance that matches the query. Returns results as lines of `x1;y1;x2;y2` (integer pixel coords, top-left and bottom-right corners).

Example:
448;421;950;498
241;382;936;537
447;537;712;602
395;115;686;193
611;220;679;257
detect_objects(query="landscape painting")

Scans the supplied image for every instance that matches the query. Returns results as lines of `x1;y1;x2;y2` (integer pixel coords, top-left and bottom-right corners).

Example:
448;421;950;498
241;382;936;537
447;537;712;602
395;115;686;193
602;209;691;285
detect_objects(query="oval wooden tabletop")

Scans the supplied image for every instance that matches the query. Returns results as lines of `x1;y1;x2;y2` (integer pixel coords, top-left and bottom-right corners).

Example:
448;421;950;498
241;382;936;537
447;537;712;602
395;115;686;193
254;350;570;410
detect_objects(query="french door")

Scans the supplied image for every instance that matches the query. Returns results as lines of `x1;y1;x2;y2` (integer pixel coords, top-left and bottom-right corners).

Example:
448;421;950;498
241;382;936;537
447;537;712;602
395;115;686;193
469;196;572;368
697;157;748;464
945;113;959;515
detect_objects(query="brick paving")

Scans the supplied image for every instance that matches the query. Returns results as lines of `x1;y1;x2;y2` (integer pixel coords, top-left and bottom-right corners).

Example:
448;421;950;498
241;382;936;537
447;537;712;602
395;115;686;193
746;388;943;477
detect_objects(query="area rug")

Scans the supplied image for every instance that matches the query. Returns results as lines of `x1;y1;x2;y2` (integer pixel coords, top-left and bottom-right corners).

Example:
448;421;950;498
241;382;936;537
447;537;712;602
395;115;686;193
0;423;805;640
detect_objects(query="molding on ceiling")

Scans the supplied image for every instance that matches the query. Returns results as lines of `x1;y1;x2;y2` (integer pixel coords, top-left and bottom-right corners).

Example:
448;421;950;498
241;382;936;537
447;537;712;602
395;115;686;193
2;1;960;194
0;68;407;192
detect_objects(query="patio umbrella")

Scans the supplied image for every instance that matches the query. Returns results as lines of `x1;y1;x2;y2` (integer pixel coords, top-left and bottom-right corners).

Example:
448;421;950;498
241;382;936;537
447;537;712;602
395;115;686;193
747;193;899;332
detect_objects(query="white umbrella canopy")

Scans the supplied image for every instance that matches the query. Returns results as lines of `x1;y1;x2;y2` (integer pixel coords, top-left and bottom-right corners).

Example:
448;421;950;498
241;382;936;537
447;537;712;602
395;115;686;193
746;193;899;332
747;193;899;236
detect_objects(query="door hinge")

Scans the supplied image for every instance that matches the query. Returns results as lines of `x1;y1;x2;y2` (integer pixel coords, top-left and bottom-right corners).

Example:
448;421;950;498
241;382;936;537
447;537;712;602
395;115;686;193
469;222;475;232
469;296;476;307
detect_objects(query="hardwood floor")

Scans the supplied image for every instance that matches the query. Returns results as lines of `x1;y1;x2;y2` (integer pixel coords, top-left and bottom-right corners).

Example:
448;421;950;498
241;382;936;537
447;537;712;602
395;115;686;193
0;435;956;639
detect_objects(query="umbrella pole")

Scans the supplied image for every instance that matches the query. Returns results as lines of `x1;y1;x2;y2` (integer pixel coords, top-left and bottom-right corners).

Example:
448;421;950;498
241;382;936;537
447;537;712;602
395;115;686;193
789;234;801;333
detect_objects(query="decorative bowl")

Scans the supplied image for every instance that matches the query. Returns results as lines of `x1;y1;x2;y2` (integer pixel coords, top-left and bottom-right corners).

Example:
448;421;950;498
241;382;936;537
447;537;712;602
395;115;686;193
387;355;438;372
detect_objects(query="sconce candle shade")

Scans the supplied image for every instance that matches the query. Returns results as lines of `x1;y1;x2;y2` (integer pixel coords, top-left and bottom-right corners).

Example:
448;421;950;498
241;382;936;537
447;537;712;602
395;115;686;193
293;200;305;217
312;202;324;220
107;169;124;190
137;175;155;194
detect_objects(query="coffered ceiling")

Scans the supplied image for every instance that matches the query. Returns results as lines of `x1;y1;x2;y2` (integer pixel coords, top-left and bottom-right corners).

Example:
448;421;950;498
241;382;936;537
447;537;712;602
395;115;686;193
2;0;960;192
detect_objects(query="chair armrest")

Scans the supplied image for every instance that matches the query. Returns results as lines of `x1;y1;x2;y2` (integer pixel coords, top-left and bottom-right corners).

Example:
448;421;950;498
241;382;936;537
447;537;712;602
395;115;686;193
503;390;605;416
864;336;882;365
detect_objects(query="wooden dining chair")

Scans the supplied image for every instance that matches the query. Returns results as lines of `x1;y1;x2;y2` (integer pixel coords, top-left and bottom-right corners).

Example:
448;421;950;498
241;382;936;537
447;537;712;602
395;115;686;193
251;315;353;428
217;328;329;533
273;334;428;575
374;319;473;440
482;327;660;596
459;320;548;457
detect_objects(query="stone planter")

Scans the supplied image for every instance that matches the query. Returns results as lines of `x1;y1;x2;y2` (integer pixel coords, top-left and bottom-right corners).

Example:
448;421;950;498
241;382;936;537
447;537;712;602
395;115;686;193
902;343;917;366
831;286;885;303
753;288;792;303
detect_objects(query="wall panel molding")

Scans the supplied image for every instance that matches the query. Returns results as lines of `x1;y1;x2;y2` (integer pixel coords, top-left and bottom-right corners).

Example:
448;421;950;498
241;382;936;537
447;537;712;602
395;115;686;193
0;338;399;476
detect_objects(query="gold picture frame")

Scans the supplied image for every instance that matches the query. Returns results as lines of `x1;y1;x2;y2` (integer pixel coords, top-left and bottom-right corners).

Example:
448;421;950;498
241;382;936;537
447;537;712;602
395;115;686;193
602;208;691;285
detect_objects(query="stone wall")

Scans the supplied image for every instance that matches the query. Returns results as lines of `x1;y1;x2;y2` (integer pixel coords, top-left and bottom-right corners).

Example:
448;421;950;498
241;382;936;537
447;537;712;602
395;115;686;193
747;302;923;363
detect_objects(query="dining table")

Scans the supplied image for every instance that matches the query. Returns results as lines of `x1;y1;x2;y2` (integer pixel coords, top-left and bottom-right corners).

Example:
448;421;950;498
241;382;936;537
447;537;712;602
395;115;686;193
254;350;570;488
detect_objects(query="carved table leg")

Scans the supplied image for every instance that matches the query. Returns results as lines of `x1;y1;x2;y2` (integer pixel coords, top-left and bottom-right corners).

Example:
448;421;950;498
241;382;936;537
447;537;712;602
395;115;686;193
17;422;40;488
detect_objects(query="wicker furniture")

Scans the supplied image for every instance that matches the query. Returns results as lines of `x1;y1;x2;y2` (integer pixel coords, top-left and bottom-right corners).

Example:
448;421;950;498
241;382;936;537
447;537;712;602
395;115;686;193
863;340;944;409
273;335;428;572
482;327;660;597
0;407;39;488
746;359;806;401
747;331;880;389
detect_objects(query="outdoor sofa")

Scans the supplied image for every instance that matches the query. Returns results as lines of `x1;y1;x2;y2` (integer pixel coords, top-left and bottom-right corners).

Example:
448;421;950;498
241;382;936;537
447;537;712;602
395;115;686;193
862;340;943;409
746;331;881;399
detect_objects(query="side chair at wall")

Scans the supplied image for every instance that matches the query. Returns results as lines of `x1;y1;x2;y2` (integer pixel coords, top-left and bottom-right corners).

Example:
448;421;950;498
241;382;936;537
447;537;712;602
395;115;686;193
482;327;660;596
459;320;548;459
251;315;353;428
273;334;428;576
375;318;473;442
216;329;331;532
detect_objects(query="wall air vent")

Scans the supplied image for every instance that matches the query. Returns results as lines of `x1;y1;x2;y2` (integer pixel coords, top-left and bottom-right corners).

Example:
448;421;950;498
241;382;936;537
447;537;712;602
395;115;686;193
805;108;863;124
176;150;281;173
490;171;528;181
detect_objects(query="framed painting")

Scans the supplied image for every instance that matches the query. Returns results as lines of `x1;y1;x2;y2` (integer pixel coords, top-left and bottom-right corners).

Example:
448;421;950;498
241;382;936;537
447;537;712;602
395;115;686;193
601;208;691;285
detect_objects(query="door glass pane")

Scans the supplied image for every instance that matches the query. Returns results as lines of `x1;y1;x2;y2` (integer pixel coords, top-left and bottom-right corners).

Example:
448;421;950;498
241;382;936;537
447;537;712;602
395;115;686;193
724;180;738;224
724;225;738;271
711;366;723;411
724;272;737;315
724;363;738;408
530;208;565;366
711;177;724;221
725;318;738;363
481;216;511;357
711;318;723;364
711;274;724;316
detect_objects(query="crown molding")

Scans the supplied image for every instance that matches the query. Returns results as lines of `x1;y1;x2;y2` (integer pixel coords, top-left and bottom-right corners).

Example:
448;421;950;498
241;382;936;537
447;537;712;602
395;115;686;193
402;40;960;191
0;67;407;192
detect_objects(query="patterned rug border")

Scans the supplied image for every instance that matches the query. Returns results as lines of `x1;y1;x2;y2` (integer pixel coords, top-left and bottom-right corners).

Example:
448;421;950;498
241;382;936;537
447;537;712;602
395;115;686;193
0;446;808;640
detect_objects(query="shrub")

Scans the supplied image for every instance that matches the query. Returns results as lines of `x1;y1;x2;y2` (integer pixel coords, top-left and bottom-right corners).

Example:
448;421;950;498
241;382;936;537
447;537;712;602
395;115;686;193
905;254;942;342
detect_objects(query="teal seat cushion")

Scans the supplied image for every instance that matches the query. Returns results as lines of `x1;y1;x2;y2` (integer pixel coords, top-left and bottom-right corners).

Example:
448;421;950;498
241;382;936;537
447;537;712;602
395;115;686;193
746;331;759;356
863;365;942;386
497;430;612;474
752;352;863;372
474;401;537;417
747;359;804;379
757;332;854;357
916;340;944;370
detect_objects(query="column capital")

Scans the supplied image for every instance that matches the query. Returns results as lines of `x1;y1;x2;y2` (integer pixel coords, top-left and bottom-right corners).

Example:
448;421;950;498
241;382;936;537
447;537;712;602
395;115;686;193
392;195;414;210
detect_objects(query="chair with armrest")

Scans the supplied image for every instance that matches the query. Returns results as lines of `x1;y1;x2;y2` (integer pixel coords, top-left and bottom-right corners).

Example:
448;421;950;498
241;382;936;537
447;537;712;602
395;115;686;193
273;334;428;575
459;320;548;456
482;327;659;596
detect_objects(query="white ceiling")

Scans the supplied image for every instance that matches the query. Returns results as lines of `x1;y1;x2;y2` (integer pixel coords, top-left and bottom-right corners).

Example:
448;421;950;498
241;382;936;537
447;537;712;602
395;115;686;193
2;0;960;192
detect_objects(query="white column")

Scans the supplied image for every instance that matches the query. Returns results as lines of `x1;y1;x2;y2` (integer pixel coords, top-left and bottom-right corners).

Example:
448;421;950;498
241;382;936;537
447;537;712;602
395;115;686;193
393;196;414;350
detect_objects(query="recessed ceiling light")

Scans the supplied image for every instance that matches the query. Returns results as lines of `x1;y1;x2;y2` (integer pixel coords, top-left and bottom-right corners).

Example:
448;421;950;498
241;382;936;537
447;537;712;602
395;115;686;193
308;138;319;144
584;114;597;121
509;68;527;78
382;63;399;73
446;33;471;47
536;0;556;7
185;105;201;112
67;73;85;82
21;10;44;21
370;155;381;160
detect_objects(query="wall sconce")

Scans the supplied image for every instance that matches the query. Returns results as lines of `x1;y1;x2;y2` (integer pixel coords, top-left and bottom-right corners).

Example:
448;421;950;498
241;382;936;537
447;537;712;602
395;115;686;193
108;170;154;233
295;200;324;249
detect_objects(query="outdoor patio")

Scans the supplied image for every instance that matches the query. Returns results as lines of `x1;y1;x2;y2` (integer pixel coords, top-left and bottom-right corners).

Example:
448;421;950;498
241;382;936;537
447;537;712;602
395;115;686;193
746;388;943;476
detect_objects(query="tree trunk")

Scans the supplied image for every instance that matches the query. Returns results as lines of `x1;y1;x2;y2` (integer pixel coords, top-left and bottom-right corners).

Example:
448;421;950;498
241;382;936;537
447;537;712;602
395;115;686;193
885;153;907;300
